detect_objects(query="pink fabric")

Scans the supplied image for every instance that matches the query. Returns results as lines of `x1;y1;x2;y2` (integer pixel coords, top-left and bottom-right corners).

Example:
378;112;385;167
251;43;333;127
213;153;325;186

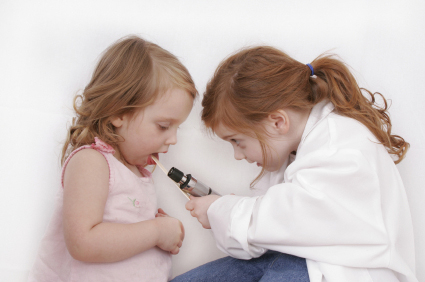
28;138;172;282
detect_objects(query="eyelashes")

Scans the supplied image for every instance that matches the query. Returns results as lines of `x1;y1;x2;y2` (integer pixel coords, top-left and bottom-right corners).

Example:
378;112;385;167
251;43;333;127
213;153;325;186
158;124;170;130
158;124;180;131
231;139;240;146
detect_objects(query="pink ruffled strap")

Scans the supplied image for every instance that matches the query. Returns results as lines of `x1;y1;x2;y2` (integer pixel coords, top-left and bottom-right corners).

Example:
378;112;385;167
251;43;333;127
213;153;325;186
91;137;115;154
61;137;115;188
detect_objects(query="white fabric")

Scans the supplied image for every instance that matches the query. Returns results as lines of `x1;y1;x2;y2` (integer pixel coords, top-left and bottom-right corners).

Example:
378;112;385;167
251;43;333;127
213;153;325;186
207;100;418;282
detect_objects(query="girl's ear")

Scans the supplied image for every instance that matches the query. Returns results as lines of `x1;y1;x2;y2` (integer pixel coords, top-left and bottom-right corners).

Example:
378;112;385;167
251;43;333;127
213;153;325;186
267;110;290;135
110;115;124;128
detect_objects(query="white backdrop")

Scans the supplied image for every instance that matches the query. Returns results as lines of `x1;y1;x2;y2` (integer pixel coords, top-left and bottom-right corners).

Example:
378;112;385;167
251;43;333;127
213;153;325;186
1;0;424;281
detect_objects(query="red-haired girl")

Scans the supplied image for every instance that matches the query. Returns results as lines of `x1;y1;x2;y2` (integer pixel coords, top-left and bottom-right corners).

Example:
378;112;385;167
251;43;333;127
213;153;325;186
173;46;417;282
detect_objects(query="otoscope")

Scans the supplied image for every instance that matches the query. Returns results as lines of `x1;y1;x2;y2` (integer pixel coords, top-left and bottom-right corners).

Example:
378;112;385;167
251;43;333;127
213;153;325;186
167;167;221;197
151;155;220;198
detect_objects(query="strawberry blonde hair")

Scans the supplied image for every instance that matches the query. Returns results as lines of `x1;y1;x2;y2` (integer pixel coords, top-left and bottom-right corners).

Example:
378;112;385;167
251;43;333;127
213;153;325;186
202;46;408;184
61;36;198;165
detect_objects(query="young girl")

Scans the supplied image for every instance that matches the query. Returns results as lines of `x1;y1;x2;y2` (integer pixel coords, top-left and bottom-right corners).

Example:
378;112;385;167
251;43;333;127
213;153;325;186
28;36;197;282
172;46;418;282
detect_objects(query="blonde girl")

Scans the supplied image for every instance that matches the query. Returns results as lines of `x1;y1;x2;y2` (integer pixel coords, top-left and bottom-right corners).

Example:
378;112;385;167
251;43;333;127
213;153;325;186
29;36;197;282
173;46;417;282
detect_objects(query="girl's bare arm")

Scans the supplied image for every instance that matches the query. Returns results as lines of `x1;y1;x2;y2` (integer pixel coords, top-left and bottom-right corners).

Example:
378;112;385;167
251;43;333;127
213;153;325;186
63;149;184;263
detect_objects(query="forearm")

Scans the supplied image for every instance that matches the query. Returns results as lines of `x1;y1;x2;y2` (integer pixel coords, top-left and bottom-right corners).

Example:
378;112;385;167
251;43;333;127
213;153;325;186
65;219;159;263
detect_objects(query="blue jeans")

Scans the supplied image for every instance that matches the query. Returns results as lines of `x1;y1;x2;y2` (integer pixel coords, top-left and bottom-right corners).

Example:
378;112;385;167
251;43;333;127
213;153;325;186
170;251;310;282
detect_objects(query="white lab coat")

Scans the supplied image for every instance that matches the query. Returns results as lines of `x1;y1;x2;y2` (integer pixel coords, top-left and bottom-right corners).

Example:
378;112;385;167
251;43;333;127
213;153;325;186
207;100;418;282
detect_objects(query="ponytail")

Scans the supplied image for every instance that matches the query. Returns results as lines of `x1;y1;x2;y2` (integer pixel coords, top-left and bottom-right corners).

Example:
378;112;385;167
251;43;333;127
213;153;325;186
310;55;409;163
202;46;409;183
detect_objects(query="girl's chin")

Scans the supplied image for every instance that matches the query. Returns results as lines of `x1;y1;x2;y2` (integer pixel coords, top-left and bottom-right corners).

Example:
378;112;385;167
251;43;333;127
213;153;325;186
147;153;159;165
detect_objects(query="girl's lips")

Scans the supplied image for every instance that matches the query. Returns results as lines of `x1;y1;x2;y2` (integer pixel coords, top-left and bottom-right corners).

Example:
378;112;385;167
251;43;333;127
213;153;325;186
147;153;159;165
256;163;262;167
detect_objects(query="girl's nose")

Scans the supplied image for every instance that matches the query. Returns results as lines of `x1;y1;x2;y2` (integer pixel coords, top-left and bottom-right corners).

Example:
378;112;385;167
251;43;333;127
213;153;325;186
233;148;245;161
165;131;177;145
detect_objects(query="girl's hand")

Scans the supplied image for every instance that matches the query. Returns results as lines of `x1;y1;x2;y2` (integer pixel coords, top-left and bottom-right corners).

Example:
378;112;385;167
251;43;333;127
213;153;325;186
154;216;185;255
185;195;221;229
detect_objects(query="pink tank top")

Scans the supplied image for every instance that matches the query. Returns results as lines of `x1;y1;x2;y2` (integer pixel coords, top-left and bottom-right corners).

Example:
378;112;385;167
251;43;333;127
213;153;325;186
28;138;172;282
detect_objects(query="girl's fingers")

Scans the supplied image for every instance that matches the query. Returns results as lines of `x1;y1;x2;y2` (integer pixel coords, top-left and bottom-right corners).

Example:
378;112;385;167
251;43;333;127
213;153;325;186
156;208;170;217
180;223;185;240
157;208;168;215
170;246;180;255
185;199;195;211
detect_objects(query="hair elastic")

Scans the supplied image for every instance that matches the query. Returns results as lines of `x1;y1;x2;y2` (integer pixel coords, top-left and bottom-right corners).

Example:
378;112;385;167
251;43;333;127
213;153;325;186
306;63;314;76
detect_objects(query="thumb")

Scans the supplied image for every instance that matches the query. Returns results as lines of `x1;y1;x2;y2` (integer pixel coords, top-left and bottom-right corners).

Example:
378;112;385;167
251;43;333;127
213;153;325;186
185;199;194;211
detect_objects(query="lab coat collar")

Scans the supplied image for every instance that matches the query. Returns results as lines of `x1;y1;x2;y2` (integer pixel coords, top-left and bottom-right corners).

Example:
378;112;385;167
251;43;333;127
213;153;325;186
300;99;335;144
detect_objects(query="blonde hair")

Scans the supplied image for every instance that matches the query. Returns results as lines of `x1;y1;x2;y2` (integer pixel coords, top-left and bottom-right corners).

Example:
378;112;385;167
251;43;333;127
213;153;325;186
61;36;198;164
202;46;409;185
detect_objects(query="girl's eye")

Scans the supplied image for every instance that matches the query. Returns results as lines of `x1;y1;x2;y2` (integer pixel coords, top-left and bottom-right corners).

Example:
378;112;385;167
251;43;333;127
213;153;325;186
231;139;240;146
158;124;169;130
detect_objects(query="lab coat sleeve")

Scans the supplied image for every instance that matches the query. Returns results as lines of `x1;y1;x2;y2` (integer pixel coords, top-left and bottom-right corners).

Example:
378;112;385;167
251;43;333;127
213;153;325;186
208;148;390;267
208;195;266;259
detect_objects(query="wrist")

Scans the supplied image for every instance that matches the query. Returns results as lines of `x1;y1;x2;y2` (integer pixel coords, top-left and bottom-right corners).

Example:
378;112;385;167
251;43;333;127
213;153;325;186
152;217;162;246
